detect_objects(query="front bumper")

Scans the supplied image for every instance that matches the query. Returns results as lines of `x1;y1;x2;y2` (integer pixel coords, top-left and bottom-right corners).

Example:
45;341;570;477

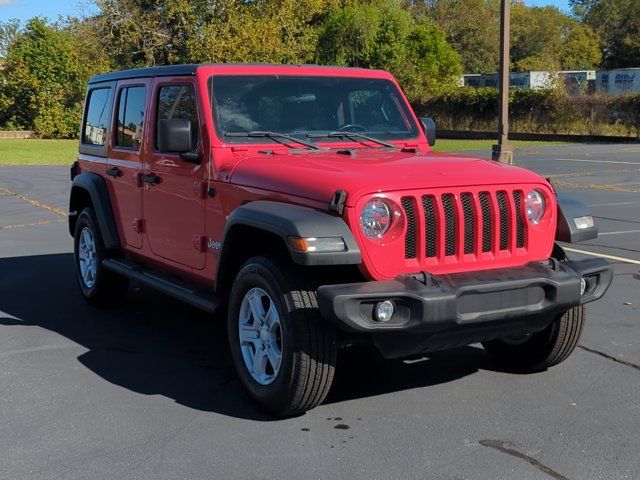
317;258;612;358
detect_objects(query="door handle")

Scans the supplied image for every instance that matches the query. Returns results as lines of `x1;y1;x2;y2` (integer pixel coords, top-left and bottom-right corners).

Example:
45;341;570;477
140;173;161;184
106;167;122;177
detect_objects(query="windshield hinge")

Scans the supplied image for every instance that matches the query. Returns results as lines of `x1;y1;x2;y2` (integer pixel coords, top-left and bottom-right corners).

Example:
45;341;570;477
329;189;347;216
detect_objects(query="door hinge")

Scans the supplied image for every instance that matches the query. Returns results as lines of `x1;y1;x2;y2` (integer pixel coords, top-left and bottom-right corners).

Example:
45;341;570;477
193;181;208;199
192;235;206;252
132;218;144;233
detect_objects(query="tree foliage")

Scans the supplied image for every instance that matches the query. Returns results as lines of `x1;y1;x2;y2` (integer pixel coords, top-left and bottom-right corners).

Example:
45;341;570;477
571;0;640;69
0;18;109;137
316;0;462;99
511;4;601;72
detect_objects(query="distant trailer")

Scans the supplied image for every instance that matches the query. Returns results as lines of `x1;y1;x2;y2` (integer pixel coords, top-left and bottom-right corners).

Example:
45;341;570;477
462;72;554;90
558;71;596;95
596;69;640;95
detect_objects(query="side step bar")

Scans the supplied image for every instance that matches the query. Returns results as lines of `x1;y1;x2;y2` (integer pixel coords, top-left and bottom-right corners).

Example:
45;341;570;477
102;258;220;313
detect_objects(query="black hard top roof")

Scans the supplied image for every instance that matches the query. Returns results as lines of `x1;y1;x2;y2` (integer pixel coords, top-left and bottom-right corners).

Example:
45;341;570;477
88;63;363;84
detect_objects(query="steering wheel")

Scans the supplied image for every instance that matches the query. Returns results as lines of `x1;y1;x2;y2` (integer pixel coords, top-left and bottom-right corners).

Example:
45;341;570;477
337;123;368;132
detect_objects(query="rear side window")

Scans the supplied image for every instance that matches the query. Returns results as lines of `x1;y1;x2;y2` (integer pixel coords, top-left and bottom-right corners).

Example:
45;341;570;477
83;88;110;146
156;84;200;150
115;86;147;150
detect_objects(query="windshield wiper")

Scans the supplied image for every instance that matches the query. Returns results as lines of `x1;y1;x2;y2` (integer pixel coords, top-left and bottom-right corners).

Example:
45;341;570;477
307;132;395;148
224;131;321;150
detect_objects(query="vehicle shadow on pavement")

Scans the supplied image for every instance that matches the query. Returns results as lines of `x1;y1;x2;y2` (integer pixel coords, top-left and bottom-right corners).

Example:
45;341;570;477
0;253;495;419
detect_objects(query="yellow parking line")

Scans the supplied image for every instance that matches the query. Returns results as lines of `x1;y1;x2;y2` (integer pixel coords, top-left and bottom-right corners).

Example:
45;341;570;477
0;186;67;217
0;219;66;230
552;181;639;193
564;247;640;266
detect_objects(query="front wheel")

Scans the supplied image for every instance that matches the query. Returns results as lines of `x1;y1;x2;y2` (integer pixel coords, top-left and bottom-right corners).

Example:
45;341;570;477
73;208;129;306
482;306;585;372
227;256;337;416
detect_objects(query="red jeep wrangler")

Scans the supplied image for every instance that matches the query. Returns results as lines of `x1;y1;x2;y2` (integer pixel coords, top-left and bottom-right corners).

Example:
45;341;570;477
70;64;612;415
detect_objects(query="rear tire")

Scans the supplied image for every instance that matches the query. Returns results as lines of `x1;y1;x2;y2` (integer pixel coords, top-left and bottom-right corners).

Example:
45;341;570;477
227;256;337;417
73;207;129;306
482;306;585;372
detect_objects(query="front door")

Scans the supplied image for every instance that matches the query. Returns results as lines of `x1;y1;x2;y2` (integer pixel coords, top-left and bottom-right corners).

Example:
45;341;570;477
143;79;207;270
106;80;150;249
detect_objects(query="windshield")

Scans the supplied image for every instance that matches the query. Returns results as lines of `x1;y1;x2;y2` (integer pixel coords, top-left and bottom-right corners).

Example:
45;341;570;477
209;75;420;144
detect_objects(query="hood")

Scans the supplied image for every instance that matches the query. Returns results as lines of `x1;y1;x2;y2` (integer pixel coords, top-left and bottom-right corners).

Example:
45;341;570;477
229;148;548;206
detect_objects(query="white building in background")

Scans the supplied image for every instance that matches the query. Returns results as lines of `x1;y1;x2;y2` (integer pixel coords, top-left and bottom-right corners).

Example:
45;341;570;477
461;69;640;95
596;69;640;94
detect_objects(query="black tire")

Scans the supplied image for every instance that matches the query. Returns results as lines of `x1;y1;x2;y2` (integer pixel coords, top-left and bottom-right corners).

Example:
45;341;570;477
227;256;337;417
482;305;585;372
73;207;129;306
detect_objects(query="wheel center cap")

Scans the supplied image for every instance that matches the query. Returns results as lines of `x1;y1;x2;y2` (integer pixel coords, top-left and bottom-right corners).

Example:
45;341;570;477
260;325;269;343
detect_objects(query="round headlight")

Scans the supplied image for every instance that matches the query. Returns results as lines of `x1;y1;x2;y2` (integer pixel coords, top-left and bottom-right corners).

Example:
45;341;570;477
525;189;546;225
361;198;391;238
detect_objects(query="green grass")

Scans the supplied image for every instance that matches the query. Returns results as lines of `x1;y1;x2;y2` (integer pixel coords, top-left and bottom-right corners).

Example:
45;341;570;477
0;138;77;165
432;139;563;152
0;138;564;165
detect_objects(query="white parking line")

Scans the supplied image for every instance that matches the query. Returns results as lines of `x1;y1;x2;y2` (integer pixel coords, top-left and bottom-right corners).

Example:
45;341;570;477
554;158;640;165
599;229;640;236
589;201;640;207
564;247;640;265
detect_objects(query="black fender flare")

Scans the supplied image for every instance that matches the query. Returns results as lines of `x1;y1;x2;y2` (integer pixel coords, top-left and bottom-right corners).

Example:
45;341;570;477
556;195;598;243
216;200;362;285
69;172;120;250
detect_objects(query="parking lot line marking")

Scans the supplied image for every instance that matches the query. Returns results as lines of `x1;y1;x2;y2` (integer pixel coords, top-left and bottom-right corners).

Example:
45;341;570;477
0;219;66;230
564;247;640;265
552;180;639;193
0;186;67;217
599;229;640;236
589;201;640;207
554;158;640;165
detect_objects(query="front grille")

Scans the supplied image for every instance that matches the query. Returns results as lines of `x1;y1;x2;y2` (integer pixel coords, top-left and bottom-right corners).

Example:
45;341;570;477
401;197;417;259
513;190;526;248
496;191;510;250
422;196;437;258
403;190;528;261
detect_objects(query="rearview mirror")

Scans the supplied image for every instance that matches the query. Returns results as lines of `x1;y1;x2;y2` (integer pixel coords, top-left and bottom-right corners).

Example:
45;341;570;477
157;119;200;163
419;117;436;147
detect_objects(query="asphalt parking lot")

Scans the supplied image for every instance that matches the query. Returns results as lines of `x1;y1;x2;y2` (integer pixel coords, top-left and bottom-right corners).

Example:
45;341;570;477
1;143;639;480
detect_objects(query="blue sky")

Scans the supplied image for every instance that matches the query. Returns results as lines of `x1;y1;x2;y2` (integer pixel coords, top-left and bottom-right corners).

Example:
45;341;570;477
1;0;571;23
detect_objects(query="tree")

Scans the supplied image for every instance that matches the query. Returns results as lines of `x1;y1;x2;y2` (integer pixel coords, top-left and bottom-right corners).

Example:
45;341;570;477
191;0;339;64
315;0;462;99
511;4;601;71
0;18;109;137
412;0;500;74
571;0;640;69
0;19;20;58
90;0;216;67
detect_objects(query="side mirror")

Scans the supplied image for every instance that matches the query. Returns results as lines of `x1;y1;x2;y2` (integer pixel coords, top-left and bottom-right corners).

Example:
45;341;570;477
419;117;436;147
157;119;201;163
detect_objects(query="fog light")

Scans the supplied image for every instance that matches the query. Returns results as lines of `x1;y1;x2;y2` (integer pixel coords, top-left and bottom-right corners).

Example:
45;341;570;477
580;277;587;296
374;300;395;322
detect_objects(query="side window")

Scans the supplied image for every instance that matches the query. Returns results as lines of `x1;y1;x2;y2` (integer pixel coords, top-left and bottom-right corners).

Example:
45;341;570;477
82;88;110;146
115;86;146;150
156;84;200;150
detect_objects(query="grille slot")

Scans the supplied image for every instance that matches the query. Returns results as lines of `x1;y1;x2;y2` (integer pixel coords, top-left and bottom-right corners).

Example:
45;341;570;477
513;191;526;248
479;193;493;252
461;193;475;255
442;194;456;256
401;197;417;258
496;191;510;250
422;195;437;258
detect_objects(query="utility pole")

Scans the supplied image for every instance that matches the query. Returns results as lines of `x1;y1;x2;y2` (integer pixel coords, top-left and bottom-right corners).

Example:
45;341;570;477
492;0;513;165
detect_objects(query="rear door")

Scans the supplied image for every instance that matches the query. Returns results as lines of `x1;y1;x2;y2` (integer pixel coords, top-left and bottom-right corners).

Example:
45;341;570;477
106;79;150;249
143;79;207;269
